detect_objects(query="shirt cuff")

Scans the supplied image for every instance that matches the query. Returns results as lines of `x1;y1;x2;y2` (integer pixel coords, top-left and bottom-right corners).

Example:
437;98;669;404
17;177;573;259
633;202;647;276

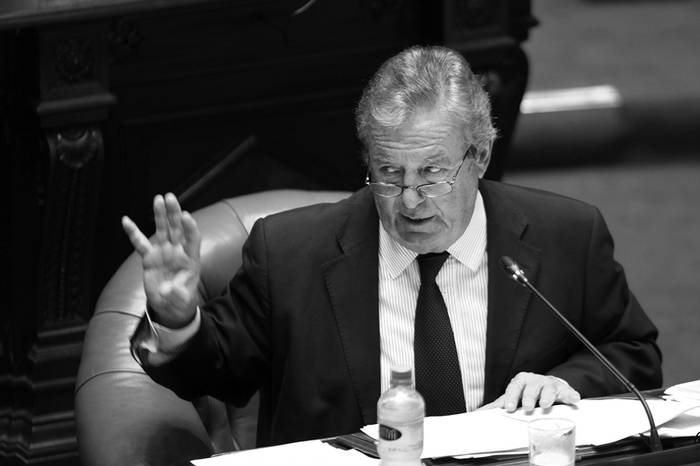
151;307;201;350
134;307;201;367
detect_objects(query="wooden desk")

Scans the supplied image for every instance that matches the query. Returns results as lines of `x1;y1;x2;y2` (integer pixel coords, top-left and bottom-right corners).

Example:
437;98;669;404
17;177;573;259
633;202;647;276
1;2;535;464
327;435;700;465
428;440;700;465
580;441;700;466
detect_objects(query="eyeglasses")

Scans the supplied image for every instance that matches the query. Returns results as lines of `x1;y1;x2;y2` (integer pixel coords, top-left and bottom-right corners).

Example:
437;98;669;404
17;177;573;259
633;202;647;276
365;147;473;198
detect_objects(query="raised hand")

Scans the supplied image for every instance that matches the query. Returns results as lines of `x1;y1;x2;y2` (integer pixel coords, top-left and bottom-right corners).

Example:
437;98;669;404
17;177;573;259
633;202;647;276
479;372;581;413
121;193;202;328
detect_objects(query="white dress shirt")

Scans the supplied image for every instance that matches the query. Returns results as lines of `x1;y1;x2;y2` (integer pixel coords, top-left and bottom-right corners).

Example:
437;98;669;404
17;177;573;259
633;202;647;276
378;192;488;411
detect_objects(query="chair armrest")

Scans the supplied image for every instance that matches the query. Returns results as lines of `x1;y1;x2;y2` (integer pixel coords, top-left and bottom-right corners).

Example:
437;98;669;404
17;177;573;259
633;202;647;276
75;307;213;465
76;371;213;466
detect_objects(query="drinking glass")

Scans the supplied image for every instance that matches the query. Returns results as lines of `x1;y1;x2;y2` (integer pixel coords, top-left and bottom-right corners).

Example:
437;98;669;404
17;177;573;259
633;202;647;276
528;418;576;466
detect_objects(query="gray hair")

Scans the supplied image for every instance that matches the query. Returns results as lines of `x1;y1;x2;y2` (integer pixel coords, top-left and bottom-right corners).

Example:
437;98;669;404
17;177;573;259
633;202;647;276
356;45;497;163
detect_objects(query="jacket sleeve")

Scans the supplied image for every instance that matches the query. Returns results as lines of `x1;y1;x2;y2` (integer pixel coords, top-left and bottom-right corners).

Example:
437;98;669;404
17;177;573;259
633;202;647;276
547;207;662;396
131;218;272;407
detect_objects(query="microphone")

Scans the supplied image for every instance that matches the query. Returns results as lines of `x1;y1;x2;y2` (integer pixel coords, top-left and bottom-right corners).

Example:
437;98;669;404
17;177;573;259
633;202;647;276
499;256;663;452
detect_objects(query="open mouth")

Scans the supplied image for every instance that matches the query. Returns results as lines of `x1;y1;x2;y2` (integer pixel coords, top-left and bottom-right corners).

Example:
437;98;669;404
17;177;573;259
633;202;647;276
401;214;435;226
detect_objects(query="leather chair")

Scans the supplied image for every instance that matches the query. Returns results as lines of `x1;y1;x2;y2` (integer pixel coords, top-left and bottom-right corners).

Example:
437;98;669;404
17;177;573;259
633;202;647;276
75;189;350;466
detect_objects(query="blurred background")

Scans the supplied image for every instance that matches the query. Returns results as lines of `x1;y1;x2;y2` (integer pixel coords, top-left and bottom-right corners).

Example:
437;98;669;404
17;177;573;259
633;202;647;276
505;0;700;387
2;0;699;464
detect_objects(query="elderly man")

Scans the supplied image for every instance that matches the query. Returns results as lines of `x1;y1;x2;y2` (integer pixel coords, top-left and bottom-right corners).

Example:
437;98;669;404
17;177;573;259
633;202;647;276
123;46;661;446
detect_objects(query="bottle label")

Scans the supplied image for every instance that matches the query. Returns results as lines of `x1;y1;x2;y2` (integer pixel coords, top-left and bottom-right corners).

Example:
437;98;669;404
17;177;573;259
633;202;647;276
379;425;402;441
377;419;423;459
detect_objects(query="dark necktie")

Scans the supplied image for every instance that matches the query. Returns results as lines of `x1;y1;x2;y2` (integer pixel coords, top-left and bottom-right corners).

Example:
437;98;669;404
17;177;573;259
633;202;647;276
414;252;466;416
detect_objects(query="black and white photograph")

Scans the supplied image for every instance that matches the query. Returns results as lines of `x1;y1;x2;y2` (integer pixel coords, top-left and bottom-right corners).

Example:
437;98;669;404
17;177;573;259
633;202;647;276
2;1;699;465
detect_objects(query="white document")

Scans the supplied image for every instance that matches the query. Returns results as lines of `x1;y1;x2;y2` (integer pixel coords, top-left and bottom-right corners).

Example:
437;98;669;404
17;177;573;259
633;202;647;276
653;380;700;438
657;407;700;437
504;398;699;446
363;398;700;459
665;379;700;402
191;439;379;466
363;408;530;458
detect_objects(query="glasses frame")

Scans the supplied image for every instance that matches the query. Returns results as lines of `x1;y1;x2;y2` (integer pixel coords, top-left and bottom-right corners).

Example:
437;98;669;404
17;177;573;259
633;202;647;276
365;146;474;198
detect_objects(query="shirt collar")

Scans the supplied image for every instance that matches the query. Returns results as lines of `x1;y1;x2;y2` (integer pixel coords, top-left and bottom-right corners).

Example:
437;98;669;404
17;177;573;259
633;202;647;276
447;191;487;271
379;191;487;278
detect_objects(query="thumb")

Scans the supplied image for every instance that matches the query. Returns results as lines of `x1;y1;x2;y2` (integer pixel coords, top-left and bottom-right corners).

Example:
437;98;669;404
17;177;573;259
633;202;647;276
478;395;505;411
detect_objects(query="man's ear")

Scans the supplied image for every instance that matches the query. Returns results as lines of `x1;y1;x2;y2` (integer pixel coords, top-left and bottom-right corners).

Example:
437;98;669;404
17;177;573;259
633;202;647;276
474;143;492;178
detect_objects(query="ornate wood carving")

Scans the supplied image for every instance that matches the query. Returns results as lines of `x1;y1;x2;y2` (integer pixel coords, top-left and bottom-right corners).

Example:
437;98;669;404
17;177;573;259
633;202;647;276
108;18;142;63
0;21;113;465
54;38;95;86
39;23;109;108
12;119;108;464
50;127;101;168
42;125;104;325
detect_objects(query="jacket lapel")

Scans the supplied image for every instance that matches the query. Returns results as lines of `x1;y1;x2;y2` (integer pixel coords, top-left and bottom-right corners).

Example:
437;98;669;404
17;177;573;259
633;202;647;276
480;181;541;403
322;190;381;425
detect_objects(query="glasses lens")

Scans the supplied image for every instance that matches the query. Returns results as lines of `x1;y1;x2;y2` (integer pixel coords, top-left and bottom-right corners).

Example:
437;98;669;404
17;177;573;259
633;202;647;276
418;182;453;197
369;183;402;197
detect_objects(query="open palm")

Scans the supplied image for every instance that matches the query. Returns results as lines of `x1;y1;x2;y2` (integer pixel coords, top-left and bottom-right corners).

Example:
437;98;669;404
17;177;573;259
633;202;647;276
122;193;202;328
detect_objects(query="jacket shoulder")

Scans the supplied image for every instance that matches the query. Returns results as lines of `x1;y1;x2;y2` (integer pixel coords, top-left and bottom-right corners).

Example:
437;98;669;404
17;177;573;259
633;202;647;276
481;179;601;224
250;188;373;254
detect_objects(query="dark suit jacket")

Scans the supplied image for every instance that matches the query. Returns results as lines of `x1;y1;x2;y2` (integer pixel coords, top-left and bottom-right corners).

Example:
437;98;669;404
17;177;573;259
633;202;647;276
136;180;662;446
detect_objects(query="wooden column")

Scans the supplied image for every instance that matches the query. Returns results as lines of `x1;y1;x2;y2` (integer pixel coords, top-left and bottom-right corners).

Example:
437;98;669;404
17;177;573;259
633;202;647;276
6;22;115;465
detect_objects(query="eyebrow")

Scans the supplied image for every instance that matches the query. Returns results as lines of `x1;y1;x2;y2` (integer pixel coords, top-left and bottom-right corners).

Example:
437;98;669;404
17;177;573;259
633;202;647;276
372;153;452;165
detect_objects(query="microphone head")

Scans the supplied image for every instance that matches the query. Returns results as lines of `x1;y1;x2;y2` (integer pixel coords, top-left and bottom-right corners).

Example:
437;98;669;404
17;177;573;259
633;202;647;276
500;256;528;284
500;256;519;274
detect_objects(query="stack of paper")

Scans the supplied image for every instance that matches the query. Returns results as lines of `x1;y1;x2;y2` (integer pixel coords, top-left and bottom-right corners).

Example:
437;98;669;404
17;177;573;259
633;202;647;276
659;380;700;437
362;396;700;458
665;379;700;402
191;380;700;465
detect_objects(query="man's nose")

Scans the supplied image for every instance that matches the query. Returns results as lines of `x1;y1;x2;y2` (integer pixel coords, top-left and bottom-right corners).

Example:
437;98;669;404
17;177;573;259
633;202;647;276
400;174;425;210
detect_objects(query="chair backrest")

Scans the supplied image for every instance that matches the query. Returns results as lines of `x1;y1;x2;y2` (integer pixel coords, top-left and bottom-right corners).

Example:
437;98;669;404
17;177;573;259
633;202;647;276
75;189;350;466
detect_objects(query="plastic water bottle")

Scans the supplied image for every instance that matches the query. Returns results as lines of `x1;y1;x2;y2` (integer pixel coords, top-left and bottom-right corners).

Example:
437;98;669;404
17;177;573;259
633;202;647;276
377;368;425;466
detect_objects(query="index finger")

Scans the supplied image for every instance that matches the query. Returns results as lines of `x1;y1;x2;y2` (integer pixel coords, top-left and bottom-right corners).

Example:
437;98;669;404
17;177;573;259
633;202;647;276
181;211;201;260
153;195;168;244
164;192;184;245
521;381;545;412
122;215;153;256
503;372;529;412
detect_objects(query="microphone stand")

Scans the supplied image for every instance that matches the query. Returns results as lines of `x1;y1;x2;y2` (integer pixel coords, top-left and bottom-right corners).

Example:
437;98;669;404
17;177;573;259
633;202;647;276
500;256;663;452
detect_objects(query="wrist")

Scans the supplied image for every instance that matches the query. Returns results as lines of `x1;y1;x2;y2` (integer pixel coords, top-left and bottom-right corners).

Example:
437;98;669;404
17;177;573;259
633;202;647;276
146;302;197;329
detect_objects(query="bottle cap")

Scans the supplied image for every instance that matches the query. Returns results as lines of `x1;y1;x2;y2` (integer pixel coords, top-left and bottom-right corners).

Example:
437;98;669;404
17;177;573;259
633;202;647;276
390;367;413;386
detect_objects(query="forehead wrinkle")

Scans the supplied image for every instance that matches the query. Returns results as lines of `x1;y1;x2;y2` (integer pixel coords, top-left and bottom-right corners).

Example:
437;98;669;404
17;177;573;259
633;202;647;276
372;145;453;169
372;144;449;158
371;134;451;157
371;127;451;144
369;110;464;163
371;152;451;167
